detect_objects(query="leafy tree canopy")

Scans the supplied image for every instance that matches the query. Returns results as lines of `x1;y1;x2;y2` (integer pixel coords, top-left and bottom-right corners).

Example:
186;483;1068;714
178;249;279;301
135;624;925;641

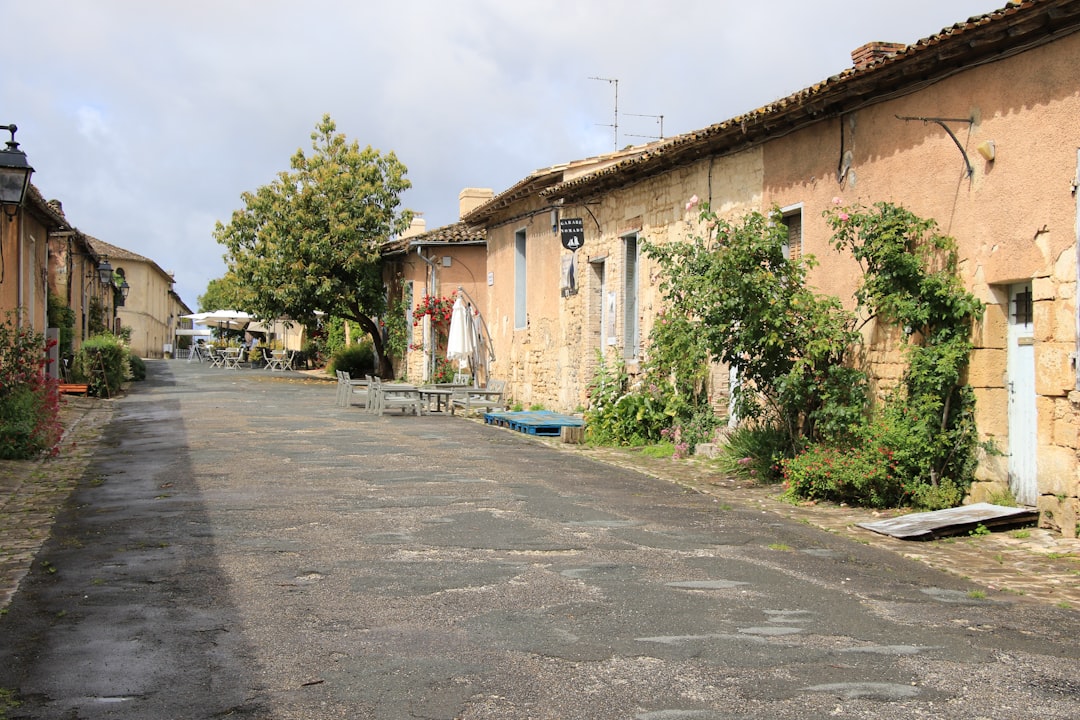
213;114;412;376
198;271;255;313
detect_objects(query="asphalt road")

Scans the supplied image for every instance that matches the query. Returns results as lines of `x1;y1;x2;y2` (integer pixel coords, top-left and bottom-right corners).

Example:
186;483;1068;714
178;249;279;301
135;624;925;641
0;361;1077;719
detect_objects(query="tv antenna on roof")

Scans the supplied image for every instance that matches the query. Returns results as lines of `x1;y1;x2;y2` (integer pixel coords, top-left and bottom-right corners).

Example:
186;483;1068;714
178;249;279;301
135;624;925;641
623;113;664;141
589;76;618;151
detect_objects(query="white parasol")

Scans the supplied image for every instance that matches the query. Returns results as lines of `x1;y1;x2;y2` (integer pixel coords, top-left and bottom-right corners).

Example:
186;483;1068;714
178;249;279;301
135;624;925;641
446;296;475;369
200;309;254;332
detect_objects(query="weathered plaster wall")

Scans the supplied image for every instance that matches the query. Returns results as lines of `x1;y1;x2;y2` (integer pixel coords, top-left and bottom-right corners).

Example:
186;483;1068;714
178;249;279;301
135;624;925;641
761;31;1080;533
486;149;763;413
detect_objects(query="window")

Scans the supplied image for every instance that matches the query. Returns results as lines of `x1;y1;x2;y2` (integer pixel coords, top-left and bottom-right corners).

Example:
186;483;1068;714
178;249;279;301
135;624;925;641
780;204;803;261
623;234;639;358
589;257;607;352
514;228;527;329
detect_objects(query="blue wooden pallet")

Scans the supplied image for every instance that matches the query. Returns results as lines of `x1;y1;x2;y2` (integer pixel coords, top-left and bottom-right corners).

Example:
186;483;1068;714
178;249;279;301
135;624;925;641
484;410;584;436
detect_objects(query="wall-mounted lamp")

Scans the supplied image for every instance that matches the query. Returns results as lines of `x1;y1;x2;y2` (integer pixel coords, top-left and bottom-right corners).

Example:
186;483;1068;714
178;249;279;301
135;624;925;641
95;256;114;286
977;140;996;162
117;278;130;306
0;124;33;221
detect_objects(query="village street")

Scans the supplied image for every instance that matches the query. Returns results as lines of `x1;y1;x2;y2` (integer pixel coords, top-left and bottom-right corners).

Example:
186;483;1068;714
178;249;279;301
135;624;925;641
0;361;1078;719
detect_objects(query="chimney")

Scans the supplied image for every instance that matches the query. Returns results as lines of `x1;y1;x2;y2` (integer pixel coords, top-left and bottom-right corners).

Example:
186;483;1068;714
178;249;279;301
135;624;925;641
459;187;494;220
401;215;426;239
851;41;906;70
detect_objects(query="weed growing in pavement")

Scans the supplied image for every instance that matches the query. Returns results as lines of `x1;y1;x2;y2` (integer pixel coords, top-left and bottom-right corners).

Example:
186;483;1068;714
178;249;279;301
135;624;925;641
768;543;792;551
1010;529;1031;539
967;590;987;599
639;442;676;459
969;523;991;537
0;687;20;719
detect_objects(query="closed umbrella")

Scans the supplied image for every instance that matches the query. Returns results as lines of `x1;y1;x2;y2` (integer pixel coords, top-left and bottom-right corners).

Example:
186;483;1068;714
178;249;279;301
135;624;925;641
446;297;474;371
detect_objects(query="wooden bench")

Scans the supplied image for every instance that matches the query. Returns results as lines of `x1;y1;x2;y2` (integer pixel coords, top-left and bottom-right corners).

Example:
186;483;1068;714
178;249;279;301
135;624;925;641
58;383;89;396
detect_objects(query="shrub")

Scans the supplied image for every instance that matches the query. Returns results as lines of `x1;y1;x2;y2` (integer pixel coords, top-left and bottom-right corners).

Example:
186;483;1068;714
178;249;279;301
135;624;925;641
584;353;671;446
329;340;376;378
71;334;128;397
781;441;905;508
128;352;147;381
0;312;61;459
717;423;790;483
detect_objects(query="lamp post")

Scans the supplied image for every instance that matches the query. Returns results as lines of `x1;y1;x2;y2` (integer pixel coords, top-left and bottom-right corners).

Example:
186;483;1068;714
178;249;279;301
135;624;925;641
0;124;33;219
79;254;117;340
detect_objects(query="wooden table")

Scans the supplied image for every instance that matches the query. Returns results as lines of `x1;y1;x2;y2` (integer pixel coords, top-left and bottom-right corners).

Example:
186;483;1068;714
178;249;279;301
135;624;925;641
419;387;454;414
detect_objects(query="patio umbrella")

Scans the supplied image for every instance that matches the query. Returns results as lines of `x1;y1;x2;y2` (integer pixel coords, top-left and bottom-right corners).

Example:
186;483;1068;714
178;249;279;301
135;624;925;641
446;297;475;370
201;309;254;332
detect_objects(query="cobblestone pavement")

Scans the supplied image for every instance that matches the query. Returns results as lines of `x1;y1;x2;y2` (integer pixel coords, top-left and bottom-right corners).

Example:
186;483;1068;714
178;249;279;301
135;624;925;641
1;387;1078;615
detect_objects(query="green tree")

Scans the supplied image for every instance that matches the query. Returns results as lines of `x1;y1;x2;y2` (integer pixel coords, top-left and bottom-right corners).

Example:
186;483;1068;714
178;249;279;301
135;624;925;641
645;204;865;450
198;271;255;313
214;114;412;377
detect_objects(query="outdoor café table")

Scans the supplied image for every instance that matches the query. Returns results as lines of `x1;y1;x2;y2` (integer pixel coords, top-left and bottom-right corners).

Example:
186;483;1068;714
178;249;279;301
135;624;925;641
222;347;243;369
266;350;287;371
418;386;454;414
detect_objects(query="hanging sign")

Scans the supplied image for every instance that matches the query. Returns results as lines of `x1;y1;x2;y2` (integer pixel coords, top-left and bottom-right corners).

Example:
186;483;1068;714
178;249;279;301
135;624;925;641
560;217;585;252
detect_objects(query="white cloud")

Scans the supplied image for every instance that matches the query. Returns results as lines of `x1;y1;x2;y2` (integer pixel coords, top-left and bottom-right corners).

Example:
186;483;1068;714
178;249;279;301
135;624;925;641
4;0;1005;307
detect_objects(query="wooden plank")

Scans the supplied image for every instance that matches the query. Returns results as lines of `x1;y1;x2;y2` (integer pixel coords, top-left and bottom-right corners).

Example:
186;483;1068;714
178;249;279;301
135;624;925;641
858;503;1038;540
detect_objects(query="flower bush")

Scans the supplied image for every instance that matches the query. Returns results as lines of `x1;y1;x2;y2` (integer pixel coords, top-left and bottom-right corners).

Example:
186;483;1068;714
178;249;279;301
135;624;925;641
71;333;129;398
0;311;61;459
631;196;982;509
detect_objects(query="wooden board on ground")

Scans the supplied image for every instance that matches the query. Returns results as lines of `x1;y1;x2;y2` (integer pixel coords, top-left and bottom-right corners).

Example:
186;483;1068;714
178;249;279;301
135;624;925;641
858;502;1038;540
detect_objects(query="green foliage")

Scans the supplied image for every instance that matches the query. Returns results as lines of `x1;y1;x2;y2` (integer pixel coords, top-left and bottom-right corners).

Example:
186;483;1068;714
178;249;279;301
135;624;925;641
214;114;412;378
717;424;790;483
584;353;672;447
828;202;983;499
0;312;61;459
71;334;128;398
639;442;676;459
640;198;981;510
128;352;147;381
87;296;109;336
329;340;376;378
47;291;76;358
383;296;410;362
644;204;865;451
0;686;20;719
198;271;255;313
583;274;721;453
985;487;1017;507
781;438;905;508
774;202;983;509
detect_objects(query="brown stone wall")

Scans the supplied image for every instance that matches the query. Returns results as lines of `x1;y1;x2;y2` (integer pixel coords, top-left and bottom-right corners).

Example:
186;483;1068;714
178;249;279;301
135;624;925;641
761;31;1080;532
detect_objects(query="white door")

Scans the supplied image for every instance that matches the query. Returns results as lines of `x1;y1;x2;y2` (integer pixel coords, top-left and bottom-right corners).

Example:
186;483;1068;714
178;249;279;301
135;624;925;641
1006;282;1038;506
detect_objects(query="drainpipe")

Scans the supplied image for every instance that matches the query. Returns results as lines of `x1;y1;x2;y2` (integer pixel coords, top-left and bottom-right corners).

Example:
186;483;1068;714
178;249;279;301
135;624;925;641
416;247;438;381
1074;149;1080;391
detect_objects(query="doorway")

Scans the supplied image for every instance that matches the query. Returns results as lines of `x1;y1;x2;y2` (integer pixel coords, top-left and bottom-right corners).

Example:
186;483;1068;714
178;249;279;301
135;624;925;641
1006;282;1038;505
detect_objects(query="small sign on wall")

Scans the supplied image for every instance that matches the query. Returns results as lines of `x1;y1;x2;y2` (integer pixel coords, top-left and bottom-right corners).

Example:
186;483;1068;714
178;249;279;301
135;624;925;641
560;218;585;252
487;271;494;286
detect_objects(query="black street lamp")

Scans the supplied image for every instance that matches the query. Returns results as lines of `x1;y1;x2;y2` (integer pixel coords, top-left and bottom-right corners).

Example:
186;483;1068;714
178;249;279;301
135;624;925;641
0;124;33;220
96;256;114;286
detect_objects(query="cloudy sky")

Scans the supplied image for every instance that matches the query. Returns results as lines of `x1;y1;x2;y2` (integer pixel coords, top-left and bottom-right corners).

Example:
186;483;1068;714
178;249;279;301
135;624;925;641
5;0;1004;308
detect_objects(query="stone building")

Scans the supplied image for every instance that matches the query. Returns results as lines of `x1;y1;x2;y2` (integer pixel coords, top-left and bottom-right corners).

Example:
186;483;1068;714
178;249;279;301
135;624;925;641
1;186;74;335
84;236;190;359
462;0;1080;534
383;189;491;382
